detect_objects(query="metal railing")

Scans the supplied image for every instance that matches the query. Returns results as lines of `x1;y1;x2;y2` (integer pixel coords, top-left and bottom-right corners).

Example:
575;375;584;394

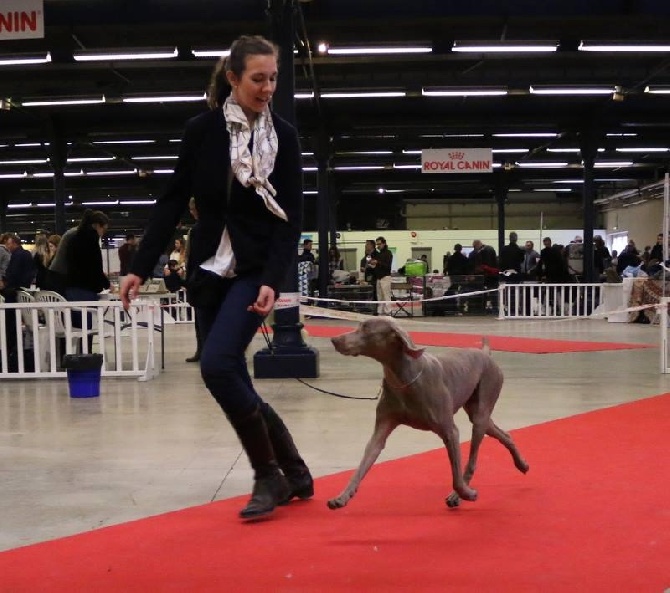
0;299;160;381
497;282;604;319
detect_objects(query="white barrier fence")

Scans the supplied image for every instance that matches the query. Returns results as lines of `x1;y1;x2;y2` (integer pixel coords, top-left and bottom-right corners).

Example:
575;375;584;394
497;282;604;320
0;299;161;381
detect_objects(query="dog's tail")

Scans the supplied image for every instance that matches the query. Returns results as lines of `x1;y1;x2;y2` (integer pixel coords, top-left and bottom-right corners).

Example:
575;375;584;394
481;336;491;354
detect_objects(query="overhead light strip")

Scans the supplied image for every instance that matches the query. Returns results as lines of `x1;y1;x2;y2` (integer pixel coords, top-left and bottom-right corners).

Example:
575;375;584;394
21;96;106;107
320;45;431;56
530;86;615;95
73;47;178;62
0;51;51;66
122;93;206;104
453;42;557;53
422;88;507;97
579;41;670;52
320;91;406;99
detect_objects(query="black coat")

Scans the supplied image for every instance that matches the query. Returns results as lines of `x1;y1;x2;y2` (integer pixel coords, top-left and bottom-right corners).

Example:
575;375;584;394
130;108;304;295
66;226;110;293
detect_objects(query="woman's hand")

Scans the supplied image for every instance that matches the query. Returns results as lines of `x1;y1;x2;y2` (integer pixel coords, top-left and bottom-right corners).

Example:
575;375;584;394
247;285;275;316
120;274;143;309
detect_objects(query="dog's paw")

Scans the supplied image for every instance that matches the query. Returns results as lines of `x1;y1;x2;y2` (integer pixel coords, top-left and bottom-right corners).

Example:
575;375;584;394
458;486;478;502
327;498;345;510
445;492;460;508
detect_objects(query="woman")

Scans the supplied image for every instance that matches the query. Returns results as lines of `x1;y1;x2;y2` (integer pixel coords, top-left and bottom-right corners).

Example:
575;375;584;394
326;244;344;283
169;238;186;273
121;35;312;520
32;234;52;289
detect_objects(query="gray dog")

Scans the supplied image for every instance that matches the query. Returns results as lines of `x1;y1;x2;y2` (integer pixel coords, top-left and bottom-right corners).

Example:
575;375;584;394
329;317;529;509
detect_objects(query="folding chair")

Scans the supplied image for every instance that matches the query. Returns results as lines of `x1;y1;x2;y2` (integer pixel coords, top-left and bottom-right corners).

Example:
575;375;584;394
391;280;414;317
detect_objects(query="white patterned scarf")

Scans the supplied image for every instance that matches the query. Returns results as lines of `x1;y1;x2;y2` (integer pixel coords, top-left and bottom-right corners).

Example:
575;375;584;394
223;96;287;221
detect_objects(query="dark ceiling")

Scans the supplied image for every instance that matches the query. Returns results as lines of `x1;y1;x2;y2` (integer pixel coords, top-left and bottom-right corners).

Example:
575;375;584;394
2;0;670;237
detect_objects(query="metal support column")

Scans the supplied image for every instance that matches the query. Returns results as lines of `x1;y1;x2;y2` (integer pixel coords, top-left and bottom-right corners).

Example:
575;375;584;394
315;130;332;302
495;171;508;256
253;0;319;378
48;117;68;235
578;127;602;283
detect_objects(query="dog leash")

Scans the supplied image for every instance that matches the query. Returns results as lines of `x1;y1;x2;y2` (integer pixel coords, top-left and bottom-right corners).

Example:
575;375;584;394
259;319;381;401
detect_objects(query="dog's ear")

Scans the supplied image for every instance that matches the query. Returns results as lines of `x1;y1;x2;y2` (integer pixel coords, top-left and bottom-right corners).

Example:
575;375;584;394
395;327;425;359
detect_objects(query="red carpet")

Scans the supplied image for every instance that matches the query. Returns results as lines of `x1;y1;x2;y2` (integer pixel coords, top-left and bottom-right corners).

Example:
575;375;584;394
2;394;668;592
302;324;653;353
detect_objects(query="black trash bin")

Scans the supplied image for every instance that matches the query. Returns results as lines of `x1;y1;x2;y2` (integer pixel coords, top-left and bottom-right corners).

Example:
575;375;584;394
62;353;104;398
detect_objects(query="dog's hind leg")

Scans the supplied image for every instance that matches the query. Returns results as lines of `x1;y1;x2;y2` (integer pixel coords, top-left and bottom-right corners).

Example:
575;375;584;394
327;418;398;510
486;420;529;474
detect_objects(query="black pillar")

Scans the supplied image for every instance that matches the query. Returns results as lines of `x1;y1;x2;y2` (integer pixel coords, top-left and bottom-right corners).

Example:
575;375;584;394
495;172;508;256
578;127;602;283
0;195;7;231
253;0;319;379
315;129;332;301
48;117;68;235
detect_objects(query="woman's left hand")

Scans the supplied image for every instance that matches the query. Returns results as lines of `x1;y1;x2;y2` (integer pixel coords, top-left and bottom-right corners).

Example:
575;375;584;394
248;285;276;316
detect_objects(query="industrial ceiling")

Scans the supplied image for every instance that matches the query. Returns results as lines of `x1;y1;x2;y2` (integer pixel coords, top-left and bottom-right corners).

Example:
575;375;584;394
2;0;670;237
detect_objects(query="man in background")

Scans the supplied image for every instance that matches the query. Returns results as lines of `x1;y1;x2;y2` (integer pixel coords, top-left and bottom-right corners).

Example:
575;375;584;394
185;197;203;363
370;236;393;315
117;234;137;278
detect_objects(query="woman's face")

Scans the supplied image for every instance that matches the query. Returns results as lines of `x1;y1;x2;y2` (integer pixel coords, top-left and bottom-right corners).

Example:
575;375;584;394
228;54;278;119
175;240;181;251
93;223;107;238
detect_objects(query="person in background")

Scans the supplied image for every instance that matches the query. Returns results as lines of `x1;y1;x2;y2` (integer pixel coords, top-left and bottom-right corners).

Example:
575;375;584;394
169;237;187;273
593;235;611;279
32;234;53;289
163;259;185;292
185;197;204;363
0;234;36;369
65;210;110;302
46;214;90;296
650;233;664;264
616;239;641;275
522;240;540;278
499;231;524;282
326;244;344;283
370;236;393;315
297;238;315;263
0;233;11;281
446;243;469;279
117;234;137;278
120;34;312;520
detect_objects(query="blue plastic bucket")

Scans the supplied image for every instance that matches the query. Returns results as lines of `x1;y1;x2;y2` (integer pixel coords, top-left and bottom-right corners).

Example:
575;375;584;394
67;368;102;398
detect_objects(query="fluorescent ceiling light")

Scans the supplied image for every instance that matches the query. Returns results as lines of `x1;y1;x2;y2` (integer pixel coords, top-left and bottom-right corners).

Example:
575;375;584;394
333;165;385;171
192;49;230;58
31;172;54;178
34;202;56;207
422;88;507;97
86;169;138;176
14;142;48;147
321;91;406;99
453;41;557;53
304;190;318;195
67;157;115;163
0;51;51;66
516;162;569;168
169;139;181;143
73;47;178;62
607;133;637;137
533;188;573;192
337;150;393;155
0;173;28;179
492;148;529;154
7;202;32;208
402;150;422;155
0;158;49;165
21;96;106;107
301;152;314;157
393;164;422;169
82;200;119;206
123;93;206;104
92;140;155;145
530;86;615;95
547;148;605;153
152;169;175;174
303;167;317;172
132;155;178;161
119;200;157;205
322;46;431;56
494;133;559;138
616;147;669;152
419;133;485;138
645;86;670;94
594;161;633;167
579;41;670;52
295;92;315;99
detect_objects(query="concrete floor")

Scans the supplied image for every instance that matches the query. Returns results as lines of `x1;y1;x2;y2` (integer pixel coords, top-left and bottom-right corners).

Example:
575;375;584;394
0;314;666;551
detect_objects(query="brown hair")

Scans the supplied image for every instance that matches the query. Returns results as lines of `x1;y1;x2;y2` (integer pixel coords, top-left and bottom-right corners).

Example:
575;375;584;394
78;209;109;230
206;35;279;110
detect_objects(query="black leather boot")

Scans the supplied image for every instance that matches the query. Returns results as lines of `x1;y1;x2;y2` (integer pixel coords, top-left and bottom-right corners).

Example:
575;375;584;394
230;407;290;520
261;403;314;504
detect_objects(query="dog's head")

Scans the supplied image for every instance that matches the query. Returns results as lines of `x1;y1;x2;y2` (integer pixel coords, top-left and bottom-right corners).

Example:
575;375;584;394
331;317;425;362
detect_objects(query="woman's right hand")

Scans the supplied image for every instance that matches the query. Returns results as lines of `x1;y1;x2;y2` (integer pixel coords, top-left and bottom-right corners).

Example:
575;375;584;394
120;274;142;309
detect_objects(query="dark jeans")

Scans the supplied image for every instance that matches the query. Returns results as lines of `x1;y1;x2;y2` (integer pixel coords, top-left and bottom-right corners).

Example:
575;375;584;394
65;287;98;352
197;274;265;422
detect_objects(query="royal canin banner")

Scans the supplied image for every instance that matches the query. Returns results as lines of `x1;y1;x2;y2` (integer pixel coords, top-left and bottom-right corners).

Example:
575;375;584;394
0;0;44;40
421;148;493;174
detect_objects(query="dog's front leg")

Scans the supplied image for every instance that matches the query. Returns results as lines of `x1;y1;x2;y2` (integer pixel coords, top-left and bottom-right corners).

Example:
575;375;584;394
328;418;397;510
440;422;478;504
